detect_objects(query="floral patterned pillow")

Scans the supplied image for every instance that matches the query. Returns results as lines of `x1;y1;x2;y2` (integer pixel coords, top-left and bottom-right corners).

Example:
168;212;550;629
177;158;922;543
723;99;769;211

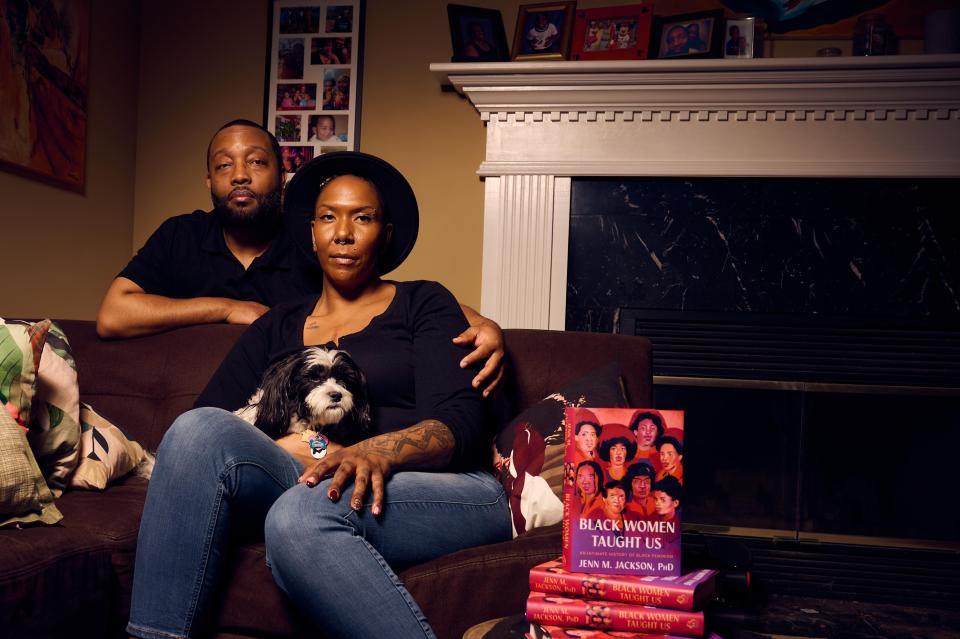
1;319;81;498
0;322;62;528
0;319;47;428
28;321;81;497
70;403;152;490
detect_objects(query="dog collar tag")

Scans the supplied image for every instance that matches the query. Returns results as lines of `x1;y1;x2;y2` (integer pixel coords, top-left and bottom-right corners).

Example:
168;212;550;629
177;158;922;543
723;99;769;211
309;434;329;459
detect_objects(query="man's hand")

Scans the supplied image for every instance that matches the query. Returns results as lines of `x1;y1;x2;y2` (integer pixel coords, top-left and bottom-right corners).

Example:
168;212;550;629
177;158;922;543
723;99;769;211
298;420;455;517
453;319;505;397
225;299;270;325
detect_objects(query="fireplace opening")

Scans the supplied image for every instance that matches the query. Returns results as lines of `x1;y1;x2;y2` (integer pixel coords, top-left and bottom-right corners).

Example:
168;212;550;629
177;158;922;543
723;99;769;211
567;176;960;551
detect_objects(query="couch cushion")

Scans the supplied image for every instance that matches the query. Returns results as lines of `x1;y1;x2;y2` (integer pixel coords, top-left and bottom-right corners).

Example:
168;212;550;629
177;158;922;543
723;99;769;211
403;523;562;639
205;526;562;639
212;542;313;639
0;478;146;638
58;321;247;451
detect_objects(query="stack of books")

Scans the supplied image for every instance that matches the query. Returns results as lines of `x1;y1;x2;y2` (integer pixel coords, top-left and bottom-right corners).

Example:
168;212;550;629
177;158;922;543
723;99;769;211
526;558;719;638
525;407;720;638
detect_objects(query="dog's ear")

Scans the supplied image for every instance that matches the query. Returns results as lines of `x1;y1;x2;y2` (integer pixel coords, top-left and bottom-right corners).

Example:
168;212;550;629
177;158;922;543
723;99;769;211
254;353;302;437
352;381;372;435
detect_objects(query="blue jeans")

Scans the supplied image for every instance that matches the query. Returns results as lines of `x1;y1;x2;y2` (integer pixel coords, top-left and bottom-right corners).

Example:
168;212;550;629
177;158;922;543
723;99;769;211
127;408;510;639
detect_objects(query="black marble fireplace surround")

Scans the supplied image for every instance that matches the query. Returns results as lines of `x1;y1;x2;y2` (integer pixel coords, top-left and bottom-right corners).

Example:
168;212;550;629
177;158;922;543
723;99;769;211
566;177;960;552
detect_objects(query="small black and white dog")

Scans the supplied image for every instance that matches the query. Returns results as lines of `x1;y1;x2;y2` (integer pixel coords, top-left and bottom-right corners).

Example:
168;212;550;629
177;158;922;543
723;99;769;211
235;346;372;445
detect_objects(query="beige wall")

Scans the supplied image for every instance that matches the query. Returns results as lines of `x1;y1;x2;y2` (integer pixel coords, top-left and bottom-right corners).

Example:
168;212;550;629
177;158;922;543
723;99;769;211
133;0;269;251
1;0;140;320
360;0;520;304
3;0;924;320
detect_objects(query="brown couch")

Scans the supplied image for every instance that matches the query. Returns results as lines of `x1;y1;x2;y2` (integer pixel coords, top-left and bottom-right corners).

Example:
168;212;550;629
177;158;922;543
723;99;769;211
0;320;651;639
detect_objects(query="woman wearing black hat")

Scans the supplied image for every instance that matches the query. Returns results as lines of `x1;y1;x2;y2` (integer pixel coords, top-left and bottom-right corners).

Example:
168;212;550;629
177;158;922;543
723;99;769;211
126;153;511;639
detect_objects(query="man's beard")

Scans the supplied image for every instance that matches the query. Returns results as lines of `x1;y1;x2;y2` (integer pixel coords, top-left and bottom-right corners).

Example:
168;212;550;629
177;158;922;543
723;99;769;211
211;188;282;233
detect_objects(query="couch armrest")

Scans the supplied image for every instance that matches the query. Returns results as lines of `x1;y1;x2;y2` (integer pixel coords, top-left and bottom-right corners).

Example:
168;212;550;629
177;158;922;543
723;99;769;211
502;329;653;412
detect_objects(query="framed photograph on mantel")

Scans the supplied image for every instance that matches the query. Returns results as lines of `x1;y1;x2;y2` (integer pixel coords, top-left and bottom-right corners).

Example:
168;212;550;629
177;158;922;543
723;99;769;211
651;9;725;59
512;1;577;61
264;1;364;179
570;4;653;61
724;16;765;58
448;4;510;62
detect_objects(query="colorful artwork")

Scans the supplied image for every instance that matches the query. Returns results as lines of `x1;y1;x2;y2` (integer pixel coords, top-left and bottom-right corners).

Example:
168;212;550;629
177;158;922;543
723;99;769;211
266;0;362;166
0;0;90;191
563;408;685;577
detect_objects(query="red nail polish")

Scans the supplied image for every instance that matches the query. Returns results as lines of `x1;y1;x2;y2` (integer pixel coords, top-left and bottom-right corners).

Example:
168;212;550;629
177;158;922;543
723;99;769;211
305;479;316;487
328;488;339;500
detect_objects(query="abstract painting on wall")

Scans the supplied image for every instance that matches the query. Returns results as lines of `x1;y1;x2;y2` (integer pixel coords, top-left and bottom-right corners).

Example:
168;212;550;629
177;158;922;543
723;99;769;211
0;0;90;192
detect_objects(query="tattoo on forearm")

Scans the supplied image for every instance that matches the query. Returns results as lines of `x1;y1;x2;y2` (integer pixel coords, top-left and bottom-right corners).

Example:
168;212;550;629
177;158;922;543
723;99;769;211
357;420;455;469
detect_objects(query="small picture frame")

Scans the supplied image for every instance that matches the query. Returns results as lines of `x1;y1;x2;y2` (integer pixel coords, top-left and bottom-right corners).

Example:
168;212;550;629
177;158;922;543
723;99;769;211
447;4;510;62
512;1;577;61
311;36;352;64
279;6;321;34
307;114;349;146
277;82;318;110
570;4;653;61
265;0;364;174
280;145;315;175
724;17;764;58
652;9;725;60
275;114;303;142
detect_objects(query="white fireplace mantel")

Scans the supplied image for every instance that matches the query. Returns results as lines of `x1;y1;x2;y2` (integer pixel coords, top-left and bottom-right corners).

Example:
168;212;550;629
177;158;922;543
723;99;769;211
430;55;960;329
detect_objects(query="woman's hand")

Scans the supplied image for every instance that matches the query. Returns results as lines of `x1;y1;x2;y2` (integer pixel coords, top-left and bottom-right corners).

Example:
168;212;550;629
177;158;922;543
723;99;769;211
453;308;506;397
301;443;393;516
298;420;456;516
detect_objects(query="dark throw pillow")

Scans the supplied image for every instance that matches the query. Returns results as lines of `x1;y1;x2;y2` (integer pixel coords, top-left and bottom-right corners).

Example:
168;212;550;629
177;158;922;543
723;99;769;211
492;362;628;537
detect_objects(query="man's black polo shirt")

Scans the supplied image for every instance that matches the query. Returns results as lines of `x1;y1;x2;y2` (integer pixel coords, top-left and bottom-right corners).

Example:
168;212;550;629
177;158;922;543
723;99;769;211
118;210;322;306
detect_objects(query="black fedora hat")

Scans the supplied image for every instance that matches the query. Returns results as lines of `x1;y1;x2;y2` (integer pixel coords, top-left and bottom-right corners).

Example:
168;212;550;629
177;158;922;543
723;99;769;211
283;151;419;274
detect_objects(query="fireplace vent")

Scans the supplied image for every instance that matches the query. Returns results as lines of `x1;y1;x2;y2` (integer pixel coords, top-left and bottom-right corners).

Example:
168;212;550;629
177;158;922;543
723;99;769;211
617;309;960;388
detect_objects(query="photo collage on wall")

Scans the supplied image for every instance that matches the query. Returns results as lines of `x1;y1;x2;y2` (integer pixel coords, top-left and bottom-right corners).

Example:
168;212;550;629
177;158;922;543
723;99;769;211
266;1;362;179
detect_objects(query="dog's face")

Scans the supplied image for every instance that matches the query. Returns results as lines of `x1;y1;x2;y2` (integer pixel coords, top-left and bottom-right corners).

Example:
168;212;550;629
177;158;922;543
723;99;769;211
299;348;359;427
243;346;372;443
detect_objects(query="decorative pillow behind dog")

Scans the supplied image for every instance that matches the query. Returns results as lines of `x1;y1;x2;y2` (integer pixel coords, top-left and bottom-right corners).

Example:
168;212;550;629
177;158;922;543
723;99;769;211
27;321;81;497
493;362;629;537
70;403;151;490
0;402;63;528
0;318;47;428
